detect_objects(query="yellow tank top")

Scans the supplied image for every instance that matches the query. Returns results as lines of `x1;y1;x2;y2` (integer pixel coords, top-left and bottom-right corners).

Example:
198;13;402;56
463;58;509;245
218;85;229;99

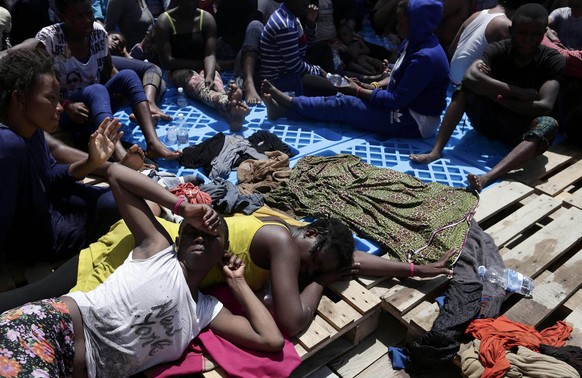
199;214;288;291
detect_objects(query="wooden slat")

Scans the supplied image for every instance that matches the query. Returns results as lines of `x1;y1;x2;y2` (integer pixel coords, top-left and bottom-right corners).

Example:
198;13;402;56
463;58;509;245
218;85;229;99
317;297;359;331
504;248;582;326
291;337;354;377
356;353;410;378
536;159;582;196
330;313;406;378
328;280;381;314
558;187;582;210
507;142;582;186
485;194;561;247
308;366;340;378
564;290;582;346
501;207;582;278
296;315;333;351
402;301;440;337
474;181;533;223
376;276;449;317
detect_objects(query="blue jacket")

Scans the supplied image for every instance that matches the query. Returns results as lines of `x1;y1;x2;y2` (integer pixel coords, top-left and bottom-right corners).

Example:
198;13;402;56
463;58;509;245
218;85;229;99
369;0;449;116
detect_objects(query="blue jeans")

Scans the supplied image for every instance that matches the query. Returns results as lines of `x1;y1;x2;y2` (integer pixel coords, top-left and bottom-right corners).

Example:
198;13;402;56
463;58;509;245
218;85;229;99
287;93;422;138
60;69;147;135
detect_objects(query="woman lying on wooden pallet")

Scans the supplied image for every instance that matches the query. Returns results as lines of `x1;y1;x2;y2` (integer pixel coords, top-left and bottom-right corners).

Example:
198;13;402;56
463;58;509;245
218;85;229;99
0;161;284;377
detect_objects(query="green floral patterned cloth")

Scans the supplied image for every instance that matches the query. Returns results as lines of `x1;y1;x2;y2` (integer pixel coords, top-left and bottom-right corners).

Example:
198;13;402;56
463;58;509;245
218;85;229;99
265;154;480;264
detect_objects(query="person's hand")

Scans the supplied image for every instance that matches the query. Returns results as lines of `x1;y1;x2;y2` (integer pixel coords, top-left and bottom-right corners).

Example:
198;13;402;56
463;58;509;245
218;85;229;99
87;117;123;165
205;78;216;91
182;204;220;235
314;262;361;286
338;76;360;95
221;253;246;281
476;61;491;76
414;248;456;278
306;3;319;23
66;101;90;124
351;77;374;90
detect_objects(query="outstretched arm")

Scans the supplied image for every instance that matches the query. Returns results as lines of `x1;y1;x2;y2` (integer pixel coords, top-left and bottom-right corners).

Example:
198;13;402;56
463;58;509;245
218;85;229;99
354;248;456;278
208;255;284;352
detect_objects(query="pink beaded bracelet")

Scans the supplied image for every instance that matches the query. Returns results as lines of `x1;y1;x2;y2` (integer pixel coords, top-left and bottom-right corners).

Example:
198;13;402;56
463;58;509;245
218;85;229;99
409;262;415;278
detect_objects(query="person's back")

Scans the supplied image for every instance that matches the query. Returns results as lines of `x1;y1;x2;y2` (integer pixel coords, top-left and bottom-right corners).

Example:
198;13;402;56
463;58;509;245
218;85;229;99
549;0;582;49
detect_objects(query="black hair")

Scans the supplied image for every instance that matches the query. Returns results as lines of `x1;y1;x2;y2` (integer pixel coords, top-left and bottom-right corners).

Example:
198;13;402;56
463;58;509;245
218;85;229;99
303;217;355;269
498;0;531;11
0;47;55;121
511;2;548;25
397;0;409;13
54;0;87;14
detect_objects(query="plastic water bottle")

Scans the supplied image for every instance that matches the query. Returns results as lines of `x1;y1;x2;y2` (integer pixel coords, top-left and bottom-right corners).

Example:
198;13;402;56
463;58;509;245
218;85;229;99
175;113;189;145
166;125;177;144
326;73;349;87
176;87;188;107
477;265;534;296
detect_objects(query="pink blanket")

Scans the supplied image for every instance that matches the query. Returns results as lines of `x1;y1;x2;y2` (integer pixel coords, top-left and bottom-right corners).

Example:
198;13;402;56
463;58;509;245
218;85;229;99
147;284;301;378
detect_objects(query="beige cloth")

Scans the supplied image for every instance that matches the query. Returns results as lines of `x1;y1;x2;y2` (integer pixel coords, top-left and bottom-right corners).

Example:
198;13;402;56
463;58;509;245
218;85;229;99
237;150;291;195
461;339;580;378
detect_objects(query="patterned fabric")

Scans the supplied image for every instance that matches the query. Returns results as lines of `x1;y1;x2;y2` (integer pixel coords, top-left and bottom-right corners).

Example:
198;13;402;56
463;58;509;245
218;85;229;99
0;298;75;378
186;71;232;123
524;116;558;155
265;154;479;264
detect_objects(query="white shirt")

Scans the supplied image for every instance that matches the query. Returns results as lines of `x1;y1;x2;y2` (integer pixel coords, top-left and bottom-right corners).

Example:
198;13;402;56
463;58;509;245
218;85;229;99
66;246;223;378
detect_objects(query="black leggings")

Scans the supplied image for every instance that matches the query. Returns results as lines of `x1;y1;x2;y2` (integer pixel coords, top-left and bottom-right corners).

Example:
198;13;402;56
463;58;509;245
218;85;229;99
0;254;79;313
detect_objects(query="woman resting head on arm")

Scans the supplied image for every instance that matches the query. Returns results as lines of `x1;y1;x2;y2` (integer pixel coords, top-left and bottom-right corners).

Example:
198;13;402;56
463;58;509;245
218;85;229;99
0;162;283;377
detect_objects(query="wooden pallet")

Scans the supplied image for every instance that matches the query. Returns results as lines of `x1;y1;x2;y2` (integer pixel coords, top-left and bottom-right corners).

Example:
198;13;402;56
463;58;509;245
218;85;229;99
392;179;582;345
203;279;382;378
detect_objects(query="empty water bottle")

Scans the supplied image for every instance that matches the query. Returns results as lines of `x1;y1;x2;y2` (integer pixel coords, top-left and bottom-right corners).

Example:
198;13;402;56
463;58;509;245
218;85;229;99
326;72;349;87
175;113;189;145
477;265;534;296
176;87;188;107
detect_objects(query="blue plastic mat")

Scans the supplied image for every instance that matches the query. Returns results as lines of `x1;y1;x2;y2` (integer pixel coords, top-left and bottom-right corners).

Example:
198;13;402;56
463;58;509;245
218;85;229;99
114;78;517;256
115;81;510;188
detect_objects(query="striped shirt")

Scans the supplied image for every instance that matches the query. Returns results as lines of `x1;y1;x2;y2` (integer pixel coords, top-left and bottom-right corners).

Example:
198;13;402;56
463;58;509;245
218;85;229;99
259;3;321;81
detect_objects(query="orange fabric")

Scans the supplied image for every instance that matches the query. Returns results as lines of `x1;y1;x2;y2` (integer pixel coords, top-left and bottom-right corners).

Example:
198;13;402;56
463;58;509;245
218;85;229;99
170;182;211;205
465;316;573;378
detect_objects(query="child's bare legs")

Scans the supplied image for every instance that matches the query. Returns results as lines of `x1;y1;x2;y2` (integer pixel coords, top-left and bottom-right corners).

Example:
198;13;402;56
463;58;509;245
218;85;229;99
261;80;292;120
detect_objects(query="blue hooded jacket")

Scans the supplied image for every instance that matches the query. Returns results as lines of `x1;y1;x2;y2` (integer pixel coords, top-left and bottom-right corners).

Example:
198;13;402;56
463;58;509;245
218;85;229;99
368;0;449;116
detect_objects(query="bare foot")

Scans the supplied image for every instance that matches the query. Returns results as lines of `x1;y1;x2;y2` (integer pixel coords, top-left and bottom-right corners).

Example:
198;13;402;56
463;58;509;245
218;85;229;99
467;173;487;192
261;79;293;107
262;93;287;120
226;83;250;131
120;144;146;171
410;151;441;164
149;102;172;122
229;101;250;132
146;141;181;160
244;81;262;106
